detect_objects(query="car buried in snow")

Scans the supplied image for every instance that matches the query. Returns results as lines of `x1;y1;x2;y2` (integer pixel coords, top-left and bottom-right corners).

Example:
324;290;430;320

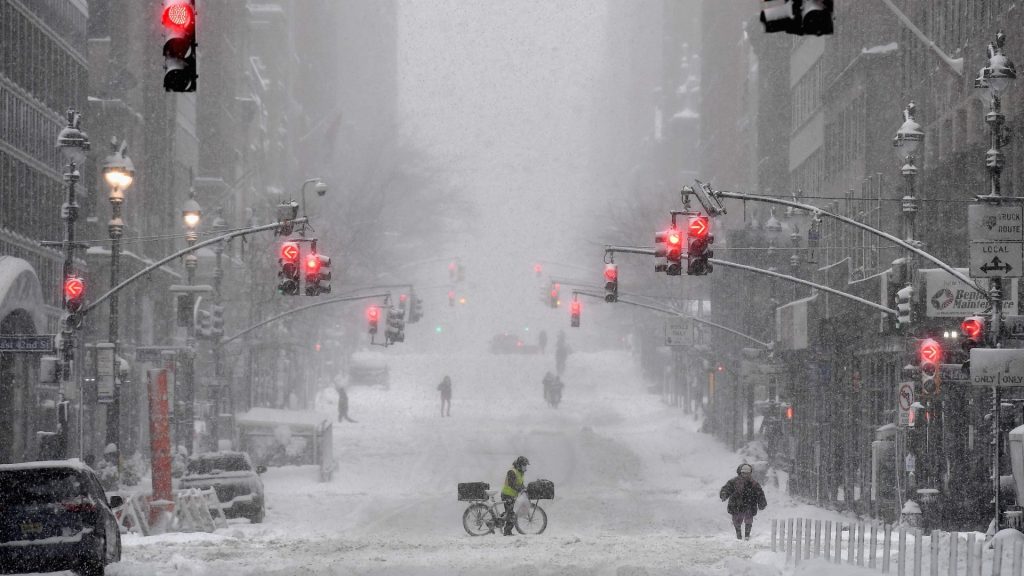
0;459;122;576
180;451;267;523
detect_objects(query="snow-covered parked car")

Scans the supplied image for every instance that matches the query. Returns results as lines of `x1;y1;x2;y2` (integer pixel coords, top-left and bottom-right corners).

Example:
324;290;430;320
0;459;122;576
180;451;266;523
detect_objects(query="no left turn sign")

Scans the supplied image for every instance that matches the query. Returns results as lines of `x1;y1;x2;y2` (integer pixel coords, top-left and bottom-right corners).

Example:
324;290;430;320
899;383;914;411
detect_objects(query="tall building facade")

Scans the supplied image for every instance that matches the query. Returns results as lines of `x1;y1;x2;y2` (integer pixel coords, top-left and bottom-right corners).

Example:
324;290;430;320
0;0;88;463
701;1;1024;528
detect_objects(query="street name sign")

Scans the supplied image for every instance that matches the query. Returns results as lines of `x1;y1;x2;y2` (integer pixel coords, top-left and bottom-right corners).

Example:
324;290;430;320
970;348;1024;387
969;242;1023;278
940;363;970;384
0;334;56;353
968;204;1024;242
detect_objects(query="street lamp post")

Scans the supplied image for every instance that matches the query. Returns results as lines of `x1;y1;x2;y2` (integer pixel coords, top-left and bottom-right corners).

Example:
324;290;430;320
893;101;926;494
976;31;1017;532
55;109;90;458
210;211;228;448
101;138;134;451
180;193;202;453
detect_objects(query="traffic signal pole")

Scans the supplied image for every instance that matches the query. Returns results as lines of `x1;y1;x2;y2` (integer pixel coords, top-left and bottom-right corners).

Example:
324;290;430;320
217;292;391;346
603;247;898;317
702;188;988;299
79;218;308;317
572;290;771;349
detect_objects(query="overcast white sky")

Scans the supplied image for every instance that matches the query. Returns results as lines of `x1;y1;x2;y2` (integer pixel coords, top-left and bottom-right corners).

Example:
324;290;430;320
397;1;613;339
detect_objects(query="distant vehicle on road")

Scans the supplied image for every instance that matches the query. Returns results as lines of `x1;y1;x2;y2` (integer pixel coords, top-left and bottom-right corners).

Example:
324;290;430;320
0;459;122;576
490;333;540;354
344;351;390;388
180;451;266;523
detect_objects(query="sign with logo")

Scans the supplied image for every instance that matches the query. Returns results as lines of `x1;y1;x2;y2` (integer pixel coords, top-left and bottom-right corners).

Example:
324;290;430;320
968;204;1024;242
970;348;1024;387
923;268;1018;317
0;334;55;353
969;242;1023;278
897;381;914;427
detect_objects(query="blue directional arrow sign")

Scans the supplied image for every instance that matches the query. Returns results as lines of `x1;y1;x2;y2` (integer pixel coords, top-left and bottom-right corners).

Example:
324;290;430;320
0;334;56;353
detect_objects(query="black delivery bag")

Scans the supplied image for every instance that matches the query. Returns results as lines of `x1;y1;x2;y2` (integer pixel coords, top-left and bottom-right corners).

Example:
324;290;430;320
526;479;555;500
458;482;490;501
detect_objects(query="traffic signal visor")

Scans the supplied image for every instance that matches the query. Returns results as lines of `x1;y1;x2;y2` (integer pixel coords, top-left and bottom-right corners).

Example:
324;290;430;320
64;276;85;311
919;338;942;364
280;242;300;263
961;316;985;351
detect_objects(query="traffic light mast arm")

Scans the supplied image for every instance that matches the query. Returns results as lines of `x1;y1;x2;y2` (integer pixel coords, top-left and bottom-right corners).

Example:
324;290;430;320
572;289;771;349
598;247;897;316
218;291;390;346
604;246;657;257
707;188;988;299
548;277;605;292
81;217;308;316
708;257;897;316
878;0;964;76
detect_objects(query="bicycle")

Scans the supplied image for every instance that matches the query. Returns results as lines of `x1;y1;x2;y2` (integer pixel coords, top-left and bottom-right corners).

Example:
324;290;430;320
462;489;548;536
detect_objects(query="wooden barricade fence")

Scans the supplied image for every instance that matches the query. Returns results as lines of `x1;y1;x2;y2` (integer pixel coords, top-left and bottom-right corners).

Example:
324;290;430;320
770;518;1024;576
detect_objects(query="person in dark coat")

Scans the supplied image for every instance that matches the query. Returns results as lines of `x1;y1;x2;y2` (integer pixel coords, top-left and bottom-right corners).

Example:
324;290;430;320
437;375;452;417
337;386;356;423
719;463;767;540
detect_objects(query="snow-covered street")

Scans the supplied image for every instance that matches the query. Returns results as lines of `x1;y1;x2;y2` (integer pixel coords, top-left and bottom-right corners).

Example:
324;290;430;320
99;348;817;576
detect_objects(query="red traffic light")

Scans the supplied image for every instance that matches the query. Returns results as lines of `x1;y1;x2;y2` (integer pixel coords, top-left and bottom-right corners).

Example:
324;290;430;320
399;294;408;303
604;264;618;282
534;263;542;275
784;405;794;420
961;318;984;340
280;242;300;262
367;306;379;321
305;254;321;274
919;338;942;363
667;229;682;246
162;1;195;30
688;216;710;239
570;300;581;315
64;276;84;300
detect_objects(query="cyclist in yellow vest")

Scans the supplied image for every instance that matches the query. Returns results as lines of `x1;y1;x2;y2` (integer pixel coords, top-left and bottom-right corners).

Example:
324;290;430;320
501;456;529;535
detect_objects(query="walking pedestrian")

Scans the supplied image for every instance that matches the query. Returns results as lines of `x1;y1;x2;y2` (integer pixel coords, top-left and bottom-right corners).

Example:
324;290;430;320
437;375;452;417
719;463;767;540
337;386;357;423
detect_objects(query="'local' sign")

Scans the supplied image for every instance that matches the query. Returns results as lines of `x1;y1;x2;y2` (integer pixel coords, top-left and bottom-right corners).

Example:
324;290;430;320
970;242;1023;278
970;348;1024;387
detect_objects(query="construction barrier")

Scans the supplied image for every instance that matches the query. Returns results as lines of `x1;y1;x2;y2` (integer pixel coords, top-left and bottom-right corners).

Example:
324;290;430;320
174;487;228;532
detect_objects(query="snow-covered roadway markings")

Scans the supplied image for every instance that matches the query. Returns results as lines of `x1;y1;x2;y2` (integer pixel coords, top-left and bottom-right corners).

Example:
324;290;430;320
111;350;794;575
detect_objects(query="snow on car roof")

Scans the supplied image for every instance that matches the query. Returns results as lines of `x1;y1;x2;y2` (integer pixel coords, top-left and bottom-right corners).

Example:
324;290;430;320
0;458;91;473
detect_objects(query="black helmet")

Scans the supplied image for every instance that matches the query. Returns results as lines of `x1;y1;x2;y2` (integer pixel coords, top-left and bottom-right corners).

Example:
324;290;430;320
514;456;530;469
